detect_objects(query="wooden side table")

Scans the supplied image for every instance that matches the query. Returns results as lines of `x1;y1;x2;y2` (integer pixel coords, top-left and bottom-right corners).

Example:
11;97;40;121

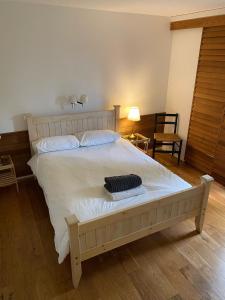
122;133;150;153
0;155;19;192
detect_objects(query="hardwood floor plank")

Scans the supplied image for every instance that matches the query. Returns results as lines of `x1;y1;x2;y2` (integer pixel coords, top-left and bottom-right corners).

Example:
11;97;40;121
169;295;183;300
180;264;223;300
129;269;160;300
96;253;142;300
128;241;178;300
115;247;140;274
178;244;210;269
1;154;225;299
52;289;82;300
139;236;203;300
0;286;16;300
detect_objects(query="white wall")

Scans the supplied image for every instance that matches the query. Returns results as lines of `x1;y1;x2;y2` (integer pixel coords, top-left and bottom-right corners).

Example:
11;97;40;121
165;28;202;159
0;2;171;133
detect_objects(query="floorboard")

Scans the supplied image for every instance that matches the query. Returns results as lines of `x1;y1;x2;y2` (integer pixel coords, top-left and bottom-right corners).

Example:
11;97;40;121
0;154;225;300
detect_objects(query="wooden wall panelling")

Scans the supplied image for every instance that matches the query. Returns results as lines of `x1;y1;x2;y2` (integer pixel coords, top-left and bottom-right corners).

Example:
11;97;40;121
171;15;225;30
185;147;214;175
185;26;225;179
0;131;31;177
212;115;225;185
119;114;154;137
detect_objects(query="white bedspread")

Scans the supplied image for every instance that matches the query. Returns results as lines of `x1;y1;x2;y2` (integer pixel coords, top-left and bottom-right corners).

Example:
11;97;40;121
28;138;191;263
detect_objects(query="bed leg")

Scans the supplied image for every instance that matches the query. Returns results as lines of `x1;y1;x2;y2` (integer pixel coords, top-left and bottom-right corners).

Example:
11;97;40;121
65;215;82;288
195;175;214;233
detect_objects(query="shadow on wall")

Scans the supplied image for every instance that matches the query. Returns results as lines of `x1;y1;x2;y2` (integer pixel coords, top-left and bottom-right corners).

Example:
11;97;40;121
56;96;69;110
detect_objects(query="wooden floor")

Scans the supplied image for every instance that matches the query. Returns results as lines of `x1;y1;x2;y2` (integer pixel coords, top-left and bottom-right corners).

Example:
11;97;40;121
1;154;225;300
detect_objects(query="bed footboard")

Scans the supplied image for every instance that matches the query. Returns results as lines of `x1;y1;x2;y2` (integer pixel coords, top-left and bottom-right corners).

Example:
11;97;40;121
66;175;213;288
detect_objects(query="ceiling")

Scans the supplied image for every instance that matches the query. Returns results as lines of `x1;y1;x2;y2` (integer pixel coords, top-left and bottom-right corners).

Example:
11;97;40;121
4;0;225;17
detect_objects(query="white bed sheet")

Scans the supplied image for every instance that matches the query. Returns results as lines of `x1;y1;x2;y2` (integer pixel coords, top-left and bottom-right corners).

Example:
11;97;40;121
28;138;191;263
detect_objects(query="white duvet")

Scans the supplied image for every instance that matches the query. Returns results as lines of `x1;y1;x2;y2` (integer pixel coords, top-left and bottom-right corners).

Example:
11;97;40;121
28;138;191;263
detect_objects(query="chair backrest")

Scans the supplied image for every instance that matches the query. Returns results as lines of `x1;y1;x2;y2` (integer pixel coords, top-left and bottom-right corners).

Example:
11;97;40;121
154;113;178;134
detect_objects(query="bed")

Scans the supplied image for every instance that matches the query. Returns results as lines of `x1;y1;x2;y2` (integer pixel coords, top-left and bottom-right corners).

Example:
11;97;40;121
27;105;213;288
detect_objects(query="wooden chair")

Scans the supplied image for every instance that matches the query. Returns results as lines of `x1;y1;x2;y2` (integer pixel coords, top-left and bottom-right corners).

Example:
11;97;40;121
152;113;183;164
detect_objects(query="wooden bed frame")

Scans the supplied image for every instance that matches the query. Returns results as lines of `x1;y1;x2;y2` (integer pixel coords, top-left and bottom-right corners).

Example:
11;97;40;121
27;105;213;288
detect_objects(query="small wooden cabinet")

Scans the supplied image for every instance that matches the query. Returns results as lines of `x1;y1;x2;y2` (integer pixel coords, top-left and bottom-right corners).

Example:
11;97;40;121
0;155;19;192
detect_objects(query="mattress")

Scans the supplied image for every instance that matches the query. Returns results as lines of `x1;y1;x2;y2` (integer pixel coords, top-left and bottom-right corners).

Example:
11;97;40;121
28;138;191;263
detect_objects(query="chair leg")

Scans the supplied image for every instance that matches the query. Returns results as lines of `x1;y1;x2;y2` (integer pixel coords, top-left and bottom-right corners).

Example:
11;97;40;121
152;139;156;158
172;142;175;156
178;140;182;164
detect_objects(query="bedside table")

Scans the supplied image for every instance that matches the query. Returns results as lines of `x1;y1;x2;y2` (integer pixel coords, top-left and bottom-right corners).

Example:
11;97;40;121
122;133;150;153
0;155;19;192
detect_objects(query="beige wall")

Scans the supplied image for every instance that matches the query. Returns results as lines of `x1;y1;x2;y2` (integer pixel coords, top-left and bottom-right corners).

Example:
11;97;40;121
0;2;171;133
165;28;202;159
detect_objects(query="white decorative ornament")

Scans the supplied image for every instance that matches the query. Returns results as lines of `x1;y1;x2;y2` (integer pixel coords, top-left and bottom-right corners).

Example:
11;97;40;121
69;94;88;108
79;94;88;105
69;95;78;108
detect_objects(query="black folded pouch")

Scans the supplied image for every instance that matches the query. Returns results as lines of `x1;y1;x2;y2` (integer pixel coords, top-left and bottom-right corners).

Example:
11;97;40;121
104;174;142;193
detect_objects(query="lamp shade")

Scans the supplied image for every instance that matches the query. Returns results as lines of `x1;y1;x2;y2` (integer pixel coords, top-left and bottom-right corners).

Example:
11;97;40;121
127;107;140;122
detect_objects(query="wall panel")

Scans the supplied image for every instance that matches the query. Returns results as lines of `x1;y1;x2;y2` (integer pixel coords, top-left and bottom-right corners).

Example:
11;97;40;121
212;117;225;185
0;131;31;177
186;26;225;184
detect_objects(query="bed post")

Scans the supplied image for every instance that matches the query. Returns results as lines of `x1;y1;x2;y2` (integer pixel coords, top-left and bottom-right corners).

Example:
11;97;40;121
195;175;214;233
26;114;35;155
65;215;82;288
114;105;120;132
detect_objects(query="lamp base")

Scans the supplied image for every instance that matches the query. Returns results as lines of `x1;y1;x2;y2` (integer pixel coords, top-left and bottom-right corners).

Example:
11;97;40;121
129;133;136;139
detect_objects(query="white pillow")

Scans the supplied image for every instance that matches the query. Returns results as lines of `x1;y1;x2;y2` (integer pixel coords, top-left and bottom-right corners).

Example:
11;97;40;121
80;130;120;147
35;135;80;154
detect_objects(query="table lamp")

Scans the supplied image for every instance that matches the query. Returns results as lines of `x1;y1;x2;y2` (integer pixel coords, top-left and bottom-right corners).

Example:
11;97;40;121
127;106;140;139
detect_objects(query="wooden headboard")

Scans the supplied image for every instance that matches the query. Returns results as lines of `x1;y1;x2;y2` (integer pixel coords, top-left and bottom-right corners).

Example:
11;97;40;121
27;105;120;143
